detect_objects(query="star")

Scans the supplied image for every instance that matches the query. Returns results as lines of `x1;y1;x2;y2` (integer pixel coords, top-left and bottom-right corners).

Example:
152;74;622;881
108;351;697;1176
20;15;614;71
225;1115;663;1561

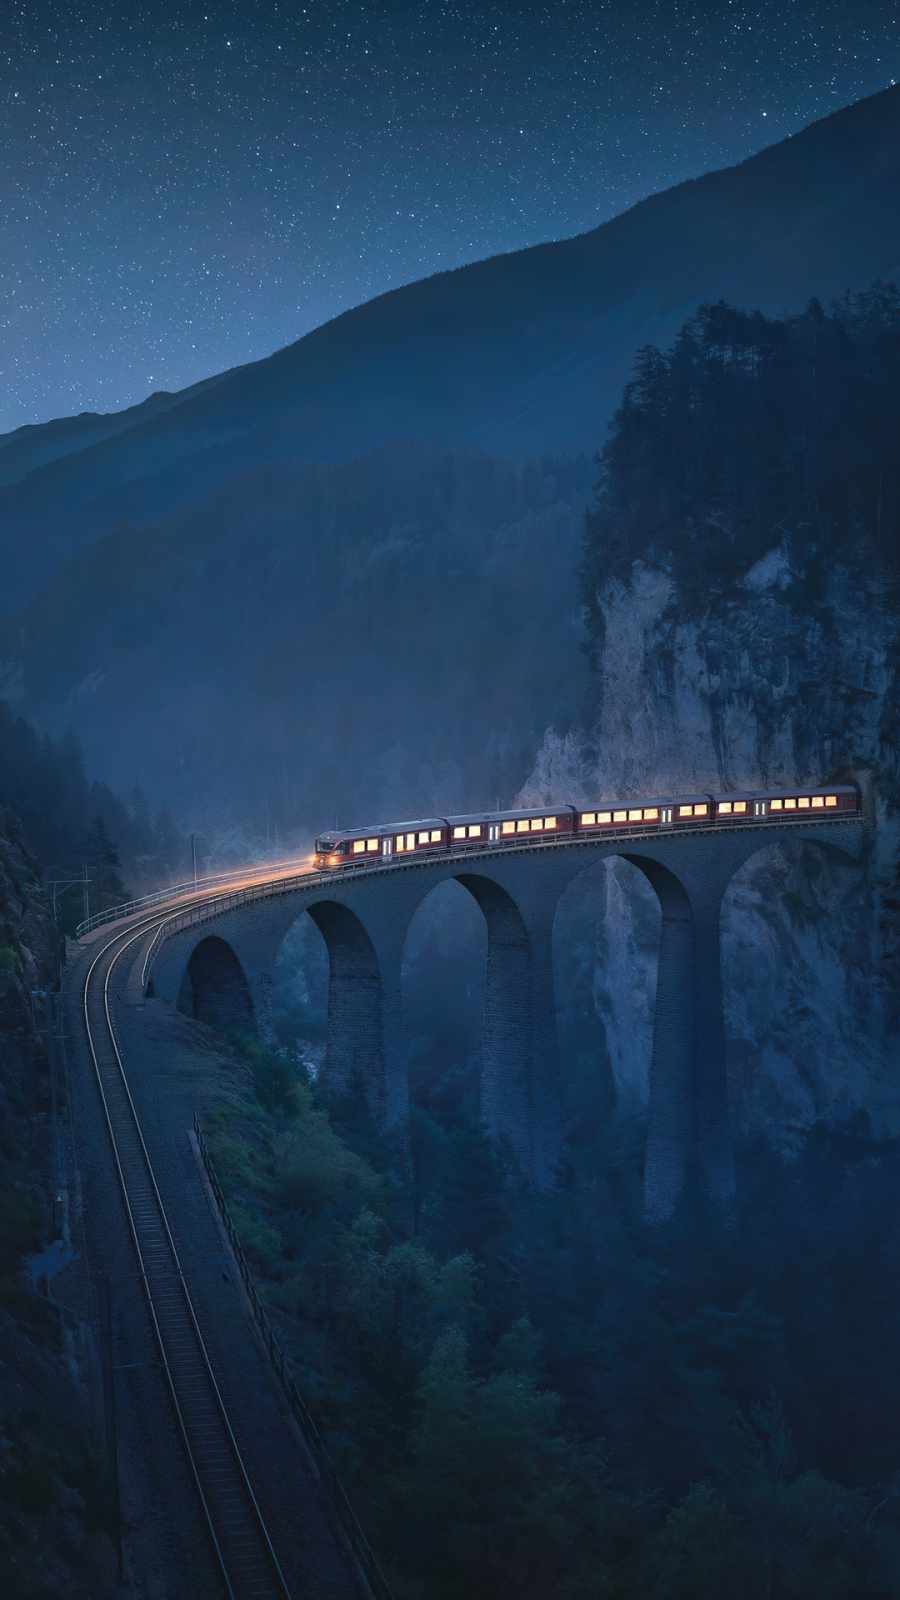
3;0;898;432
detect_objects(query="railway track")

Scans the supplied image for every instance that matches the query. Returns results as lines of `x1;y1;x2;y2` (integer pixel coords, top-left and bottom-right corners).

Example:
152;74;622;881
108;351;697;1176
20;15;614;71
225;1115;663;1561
82;912;292;1600
77;805;862;1593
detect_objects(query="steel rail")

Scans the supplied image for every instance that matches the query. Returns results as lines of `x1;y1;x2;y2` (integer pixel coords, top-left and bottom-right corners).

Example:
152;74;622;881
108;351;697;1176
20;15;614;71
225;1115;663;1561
76;852;313;938
82;914;292;1600
77;805;861;1591
79;791;862;940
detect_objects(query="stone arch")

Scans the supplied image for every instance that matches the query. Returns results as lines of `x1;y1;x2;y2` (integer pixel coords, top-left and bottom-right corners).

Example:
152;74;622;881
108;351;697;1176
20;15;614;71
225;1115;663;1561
548;853;660;1138
305;899;385;1117
397;876;486;1122
552;848;716;1220
456;872;535;1168
721;828;861;893
178;935;255;1034
396;869;537;1169
621;855;705;1221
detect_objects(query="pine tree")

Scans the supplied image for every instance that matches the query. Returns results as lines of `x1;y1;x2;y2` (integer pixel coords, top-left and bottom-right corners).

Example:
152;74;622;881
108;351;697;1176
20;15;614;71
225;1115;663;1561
83;813;128;913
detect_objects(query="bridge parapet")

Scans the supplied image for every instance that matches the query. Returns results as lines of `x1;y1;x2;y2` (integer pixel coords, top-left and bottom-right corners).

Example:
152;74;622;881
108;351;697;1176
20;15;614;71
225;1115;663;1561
136;812;866;1217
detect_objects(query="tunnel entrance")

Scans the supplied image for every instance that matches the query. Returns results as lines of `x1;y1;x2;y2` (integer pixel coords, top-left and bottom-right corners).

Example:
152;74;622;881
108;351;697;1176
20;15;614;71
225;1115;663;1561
178;936;255;1033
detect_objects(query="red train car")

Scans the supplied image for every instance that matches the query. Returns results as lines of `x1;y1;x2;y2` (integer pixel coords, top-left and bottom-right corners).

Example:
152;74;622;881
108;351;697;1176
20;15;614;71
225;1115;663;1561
576;793;715;830
714;785;859;821
445;806;577;848
312;785;860;869
314;818;447;868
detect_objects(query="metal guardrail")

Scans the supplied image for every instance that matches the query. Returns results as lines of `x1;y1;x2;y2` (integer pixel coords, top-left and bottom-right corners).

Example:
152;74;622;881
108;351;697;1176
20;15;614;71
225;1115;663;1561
133;811;865;999
85;804;865;948
75;855;310;939
194;1116;395;1600
139;870;322;990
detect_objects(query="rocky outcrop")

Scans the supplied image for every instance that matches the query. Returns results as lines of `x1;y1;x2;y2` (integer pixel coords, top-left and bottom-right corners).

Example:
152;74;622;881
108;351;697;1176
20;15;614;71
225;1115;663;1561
0;811;117;1597
521;543;899;1143
0;807;57;1039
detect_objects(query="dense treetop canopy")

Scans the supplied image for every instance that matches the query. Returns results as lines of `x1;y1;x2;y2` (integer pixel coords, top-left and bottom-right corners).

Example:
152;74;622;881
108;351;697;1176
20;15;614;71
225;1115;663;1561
0;700;183;924
582;284;900;656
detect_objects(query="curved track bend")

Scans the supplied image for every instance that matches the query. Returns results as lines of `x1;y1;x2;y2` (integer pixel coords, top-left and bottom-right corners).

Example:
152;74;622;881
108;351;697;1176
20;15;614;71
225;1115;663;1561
82;911;293;1600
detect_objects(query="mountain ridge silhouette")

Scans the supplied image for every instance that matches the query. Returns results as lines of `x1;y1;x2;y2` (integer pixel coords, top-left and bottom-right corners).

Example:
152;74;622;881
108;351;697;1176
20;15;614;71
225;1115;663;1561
2;82;899;609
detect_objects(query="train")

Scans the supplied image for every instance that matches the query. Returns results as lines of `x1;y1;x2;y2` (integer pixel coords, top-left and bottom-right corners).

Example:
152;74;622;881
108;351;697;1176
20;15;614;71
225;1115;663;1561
313;784;860;868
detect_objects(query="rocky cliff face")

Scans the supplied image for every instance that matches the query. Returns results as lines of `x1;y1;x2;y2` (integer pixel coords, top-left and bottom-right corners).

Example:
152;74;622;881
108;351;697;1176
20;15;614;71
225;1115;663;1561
0;812;117;1596
0;808;57;1041
521;543;899;1143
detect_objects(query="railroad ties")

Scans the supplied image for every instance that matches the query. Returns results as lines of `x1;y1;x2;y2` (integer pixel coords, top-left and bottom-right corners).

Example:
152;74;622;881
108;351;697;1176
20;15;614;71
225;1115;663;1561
83;918;291;1600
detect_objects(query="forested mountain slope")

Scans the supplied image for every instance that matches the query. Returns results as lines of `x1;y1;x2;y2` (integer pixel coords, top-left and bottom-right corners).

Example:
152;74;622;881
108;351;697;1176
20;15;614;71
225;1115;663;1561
0;450;592;828
0;373;226;492
0;701;188;920
2;84;900;609
522;292;900;1145
0;813;118;1596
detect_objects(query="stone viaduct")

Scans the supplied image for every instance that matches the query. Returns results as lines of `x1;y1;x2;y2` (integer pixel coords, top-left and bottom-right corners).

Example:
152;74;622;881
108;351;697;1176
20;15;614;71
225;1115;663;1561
146;817;864;1220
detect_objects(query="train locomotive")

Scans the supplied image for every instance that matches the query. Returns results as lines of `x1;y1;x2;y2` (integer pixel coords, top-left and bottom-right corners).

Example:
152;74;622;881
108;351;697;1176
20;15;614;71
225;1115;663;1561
313;785;859;868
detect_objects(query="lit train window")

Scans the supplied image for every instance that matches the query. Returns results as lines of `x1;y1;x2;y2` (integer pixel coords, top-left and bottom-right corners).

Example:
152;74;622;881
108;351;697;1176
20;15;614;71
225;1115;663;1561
769;799;782;810
695;804;708;816
407;833;416;848
784;799;796;810
798;797;810;808
453;826;466;839
811;796;824;808
614;810;627;822
581;812;596;826
418;831;430;844
628;809;642;822
678;805;693;817
353;840;365;854
467;825;481;838
719;801;732;814
502;821;515;835
531;818;543;831
431;829;442;842
544;817;557;829
825;795;837;807
734;801;747;813
598;812;612;823
367;839;379;852
517;819;530;833
644;808;659;820
395;835;404;849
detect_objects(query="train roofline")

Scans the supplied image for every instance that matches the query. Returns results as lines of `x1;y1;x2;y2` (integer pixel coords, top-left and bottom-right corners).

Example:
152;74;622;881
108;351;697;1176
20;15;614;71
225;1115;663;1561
719;783;858;799
577;793;713;810
316;817;448;846
444;805;577;825
316;784;861;847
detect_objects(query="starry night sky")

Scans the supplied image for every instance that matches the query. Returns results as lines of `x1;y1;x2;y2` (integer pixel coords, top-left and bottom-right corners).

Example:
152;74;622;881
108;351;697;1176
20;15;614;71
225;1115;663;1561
2;0;898;434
